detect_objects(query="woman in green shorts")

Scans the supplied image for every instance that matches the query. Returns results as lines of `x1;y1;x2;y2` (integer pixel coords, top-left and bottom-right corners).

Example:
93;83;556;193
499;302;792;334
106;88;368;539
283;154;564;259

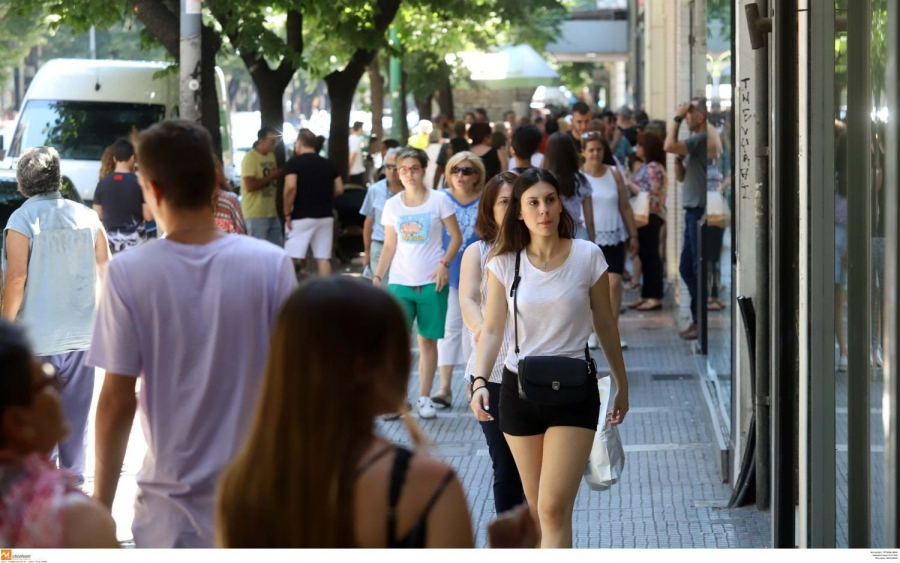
373;146;462;419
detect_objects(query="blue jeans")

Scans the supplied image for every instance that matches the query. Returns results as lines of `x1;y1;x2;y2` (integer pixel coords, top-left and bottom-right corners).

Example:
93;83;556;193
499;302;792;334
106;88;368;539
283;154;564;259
245;217;283;247
679;207;705;323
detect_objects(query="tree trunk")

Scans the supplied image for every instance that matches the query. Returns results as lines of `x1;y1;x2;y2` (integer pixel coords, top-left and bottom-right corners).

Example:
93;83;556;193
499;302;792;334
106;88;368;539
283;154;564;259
325;71;359;181
436;76;454;120
368;59;385;143
201;25;223;159
415;94;433;125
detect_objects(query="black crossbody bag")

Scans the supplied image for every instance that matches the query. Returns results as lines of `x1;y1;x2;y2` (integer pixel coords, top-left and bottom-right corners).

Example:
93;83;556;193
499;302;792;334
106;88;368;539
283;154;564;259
512;251;597;405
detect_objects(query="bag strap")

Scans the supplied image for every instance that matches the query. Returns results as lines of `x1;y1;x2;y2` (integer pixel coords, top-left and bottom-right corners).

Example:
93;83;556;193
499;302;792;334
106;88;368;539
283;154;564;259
512;251;522;355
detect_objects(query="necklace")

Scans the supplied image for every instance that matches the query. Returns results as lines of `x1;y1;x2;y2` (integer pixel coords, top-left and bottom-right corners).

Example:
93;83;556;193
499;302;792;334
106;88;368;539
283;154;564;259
161;226;220;239
528;247;557;270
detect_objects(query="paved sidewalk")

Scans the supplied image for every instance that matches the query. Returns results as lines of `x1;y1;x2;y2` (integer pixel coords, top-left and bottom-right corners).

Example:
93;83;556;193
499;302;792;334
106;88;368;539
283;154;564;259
86;277;770;548
379;290;771;548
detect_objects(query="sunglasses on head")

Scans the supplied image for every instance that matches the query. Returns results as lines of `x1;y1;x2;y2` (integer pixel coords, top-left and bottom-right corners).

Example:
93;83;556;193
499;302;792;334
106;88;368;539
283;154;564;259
451;166;475;176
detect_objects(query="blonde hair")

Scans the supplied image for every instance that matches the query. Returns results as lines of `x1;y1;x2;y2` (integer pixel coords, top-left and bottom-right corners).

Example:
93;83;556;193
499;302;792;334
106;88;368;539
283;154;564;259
444;151;486;193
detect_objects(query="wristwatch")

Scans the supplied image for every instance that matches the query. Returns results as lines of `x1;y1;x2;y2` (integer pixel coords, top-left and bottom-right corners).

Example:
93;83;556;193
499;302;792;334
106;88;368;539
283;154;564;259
673;115;684;124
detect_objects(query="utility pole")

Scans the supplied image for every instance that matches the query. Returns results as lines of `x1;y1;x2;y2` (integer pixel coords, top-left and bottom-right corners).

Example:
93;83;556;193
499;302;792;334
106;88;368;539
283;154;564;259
389;27;403;142
89;26;97;59
180;0;202;122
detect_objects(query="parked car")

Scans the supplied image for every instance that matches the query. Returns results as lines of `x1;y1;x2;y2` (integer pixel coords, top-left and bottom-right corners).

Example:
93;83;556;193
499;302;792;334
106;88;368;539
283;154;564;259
1;59;233;204
0;168;85;231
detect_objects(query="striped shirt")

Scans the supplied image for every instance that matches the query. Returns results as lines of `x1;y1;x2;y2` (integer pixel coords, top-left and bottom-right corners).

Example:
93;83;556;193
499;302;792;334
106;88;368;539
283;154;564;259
465;241;513;384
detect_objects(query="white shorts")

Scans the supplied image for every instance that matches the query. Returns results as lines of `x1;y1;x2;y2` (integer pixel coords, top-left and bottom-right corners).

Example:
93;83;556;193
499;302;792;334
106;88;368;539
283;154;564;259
285;217;334;260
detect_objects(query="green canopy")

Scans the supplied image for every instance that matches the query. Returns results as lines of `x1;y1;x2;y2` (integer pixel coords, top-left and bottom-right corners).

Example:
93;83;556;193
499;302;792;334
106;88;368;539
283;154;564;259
459;45;561;89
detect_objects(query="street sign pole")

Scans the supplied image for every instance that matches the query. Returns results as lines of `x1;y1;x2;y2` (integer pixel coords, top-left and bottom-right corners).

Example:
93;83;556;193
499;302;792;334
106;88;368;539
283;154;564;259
180;0;202;122
389;27;403;142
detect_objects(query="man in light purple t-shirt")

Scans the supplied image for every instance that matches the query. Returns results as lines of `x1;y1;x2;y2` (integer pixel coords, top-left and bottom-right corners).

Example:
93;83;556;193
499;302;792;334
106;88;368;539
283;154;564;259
88;120;297;548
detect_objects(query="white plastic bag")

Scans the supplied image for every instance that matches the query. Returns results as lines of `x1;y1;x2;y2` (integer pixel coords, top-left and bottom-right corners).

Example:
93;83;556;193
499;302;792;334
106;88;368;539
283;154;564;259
584;376;625;491
630;191;650;228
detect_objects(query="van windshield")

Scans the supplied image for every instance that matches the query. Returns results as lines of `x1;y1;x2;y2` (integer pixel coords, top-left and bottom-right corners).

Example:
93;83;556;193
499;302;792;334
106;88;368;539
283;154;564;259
9;100;166;160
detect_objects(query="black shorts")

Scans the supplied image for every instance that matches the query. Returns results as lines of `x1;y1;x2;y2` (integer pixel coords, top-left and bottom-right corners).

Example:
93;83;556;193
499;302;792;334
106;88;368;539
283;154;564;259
598;241;627;275
499;368;602;436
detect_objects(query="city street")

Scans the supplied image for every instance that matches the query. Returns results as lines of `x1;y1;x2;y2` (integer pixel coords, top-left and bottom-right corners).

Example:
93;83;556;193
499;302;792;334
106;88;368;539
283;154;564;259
81;277;770;549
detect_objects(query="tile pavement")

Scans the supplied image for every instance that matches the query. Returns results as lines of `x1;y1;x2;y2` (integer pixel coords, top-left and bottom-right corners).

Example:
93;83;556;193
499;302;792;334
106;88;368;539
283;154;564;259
380;294;771;548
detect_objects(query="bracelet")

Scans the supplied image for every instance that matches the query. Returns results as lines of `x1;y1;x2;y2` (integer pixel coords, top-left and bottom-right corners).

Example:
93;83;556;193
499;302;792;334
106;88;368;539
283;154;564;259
470;376;489;393
373;275;382;282
439;260;450;269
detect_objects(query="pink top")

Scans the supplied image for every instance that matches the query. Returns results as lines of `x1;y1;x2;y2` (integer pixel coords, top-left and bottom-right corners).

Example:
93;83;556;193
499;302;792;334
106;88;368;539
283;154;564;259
0;452;82;548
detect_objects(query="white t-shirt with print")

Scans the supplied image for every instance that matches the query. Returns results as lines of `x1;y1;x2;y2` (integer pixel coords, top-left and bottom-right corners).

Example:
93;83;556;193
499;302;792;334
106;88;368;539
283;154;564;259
486;239;609;373
381;190;456;287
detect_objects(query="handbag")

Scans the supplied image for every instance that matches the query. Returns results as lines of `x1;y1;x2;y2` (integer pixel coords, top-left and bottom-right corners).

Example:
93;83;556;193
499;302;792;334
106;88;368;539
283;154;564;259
583;376;625;491
512;251;597;405
707;190;731;228
630;191;650;228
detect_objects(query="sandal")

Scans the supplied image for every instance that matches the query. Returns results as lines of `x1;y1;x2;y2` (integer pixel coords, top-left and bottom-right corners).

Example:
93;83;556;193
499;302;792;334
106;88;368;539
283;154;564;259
627;298;647;309
637;300;662;311
624;282;642;291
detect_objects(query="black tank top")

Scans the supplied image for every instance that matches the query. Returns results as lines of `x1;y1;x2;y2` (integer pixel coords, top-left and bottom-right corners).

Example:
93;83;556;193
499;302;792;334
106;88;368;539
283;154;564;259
357;446;455;548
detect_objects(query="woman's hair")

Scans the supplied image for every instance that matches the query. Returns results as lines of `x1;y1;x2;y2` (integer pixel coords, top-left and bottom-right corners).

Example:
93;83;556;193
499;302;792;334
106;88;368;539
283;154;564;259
467;122;492;145
542;132;588;198
0;321;36;448
636;131;666;166
491;131;507;151
475;171;519;243
492;168;576;257
449;137;470;156
17;147;61;197
99;145;116;179
395;146;428;168
444;151;485;193
213;155;233;193
581;132;616;166
217;278;421;548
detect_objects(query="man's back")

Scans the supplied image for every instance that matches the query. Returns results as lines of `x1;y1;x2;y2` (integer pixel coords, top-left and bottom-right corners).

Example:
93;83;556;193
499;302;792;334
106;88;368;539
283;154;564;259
94;172;144;232
87;234;297;547
681;130;709;208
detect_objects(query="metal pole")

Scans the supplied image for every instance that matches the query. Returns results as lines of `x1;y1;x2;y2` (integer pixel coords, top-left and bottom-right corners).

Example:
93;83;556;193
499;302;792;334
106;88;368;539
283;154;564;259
179;0;202;122
846;0;873;548
389;27;403;143
884;0;900;547
89;26;96;60
753;0;771;514
772;0;799;547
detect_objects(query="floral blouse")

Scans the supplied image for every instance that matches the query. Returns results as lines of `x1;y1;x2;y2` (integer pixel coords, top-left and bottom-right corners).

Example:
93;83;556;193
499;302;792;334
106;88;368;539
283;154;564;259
0;453;82;548
632;161;667;221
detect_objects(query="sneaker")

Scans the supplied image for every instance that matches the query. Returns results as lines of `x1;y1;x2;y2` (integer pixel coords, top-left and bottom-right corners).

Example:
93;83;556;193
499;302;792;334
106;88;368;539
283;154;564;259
588;333;599;349
431;390;452;408
417;396;437;419
839;355;848;372
620;339;628;350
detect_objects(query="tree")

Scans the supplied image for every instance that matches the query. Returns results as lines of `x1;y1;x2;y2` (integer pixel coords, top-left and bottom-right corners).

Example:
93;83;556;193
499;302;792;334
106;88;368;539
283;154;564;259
12;1;225;157
0;7;46;105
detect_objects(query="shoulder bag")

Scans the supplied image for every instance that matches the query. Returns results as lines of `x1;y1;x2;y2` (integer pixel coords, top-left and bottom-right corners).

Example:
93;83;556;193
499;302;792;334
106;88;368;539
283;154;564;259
512;251;597;405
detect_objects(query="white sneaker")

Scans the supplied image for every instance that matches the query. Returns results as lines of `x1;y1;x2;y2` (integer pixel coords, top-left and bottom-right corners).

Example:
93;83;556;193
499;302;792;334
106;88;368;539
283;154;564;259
839;355;848;372
417;396;437;419
620;339;628;350
588;333;599;349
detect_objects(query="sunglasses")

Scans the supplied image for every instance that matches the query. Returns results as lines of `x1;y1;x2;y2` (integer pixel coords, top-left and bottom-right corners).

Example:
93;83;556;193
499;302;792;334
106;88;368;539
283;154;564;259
450;166;475;176
32;362;62;396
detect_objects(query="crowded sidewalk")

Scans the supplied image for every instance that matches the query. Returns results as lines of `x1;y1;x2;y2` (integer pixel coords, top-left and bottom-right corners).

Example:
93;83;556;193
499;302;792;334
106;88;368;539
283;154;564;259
83;275;770;549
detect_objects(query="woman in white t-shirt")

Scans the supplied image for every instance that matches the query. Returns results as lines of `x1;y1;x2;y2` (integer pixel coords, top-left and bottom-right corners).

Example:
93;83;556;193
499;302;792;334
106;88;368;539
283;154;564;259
373;147;462;420
471;168;629;548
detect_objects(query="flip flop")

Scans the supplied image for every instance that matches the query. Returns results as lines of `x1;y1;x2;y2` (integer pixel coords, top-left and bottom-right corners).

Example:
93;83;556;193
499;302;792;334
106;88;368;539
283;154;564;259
637;301;662;311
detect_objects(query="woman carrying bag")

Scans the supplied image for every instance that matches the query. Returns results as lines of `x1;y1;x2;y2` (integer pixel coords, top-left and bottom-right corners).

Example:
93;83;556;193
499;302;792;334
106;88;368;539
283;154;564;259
470;168;630;548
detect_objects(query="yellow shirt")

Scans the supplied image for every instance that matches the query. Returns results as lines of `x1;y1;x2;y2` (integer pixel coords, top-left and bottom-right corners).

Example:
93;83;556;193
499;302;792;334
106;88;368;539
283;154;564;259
241;149;278;219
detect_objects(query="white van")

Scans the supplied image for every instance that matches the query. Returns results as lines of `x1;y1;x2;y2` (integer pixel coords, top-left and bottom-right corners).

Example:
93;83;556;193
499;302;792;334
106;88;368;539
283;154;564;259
1;59;232;203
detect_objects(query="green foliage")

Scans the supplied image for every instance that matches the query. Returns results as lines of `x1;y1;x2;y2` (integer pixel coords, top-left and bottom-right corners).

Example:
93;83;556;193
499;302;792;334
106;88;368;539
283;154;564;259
39;22;169;62
0;4;45;87
554;61;595;94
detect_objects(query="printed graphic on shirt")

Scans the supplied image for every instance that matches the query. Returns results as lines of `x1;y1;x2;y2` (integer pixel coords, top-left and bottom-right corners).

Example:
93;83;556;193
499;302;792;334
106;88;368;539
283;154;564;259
261;164;275;196
397;213;431;245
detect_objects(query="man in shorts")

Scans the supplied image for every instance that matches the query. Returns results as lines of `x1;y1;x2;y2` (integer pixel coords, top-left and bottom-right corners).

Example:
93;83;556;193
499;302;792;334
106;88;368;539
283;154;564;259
283;129;344;276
